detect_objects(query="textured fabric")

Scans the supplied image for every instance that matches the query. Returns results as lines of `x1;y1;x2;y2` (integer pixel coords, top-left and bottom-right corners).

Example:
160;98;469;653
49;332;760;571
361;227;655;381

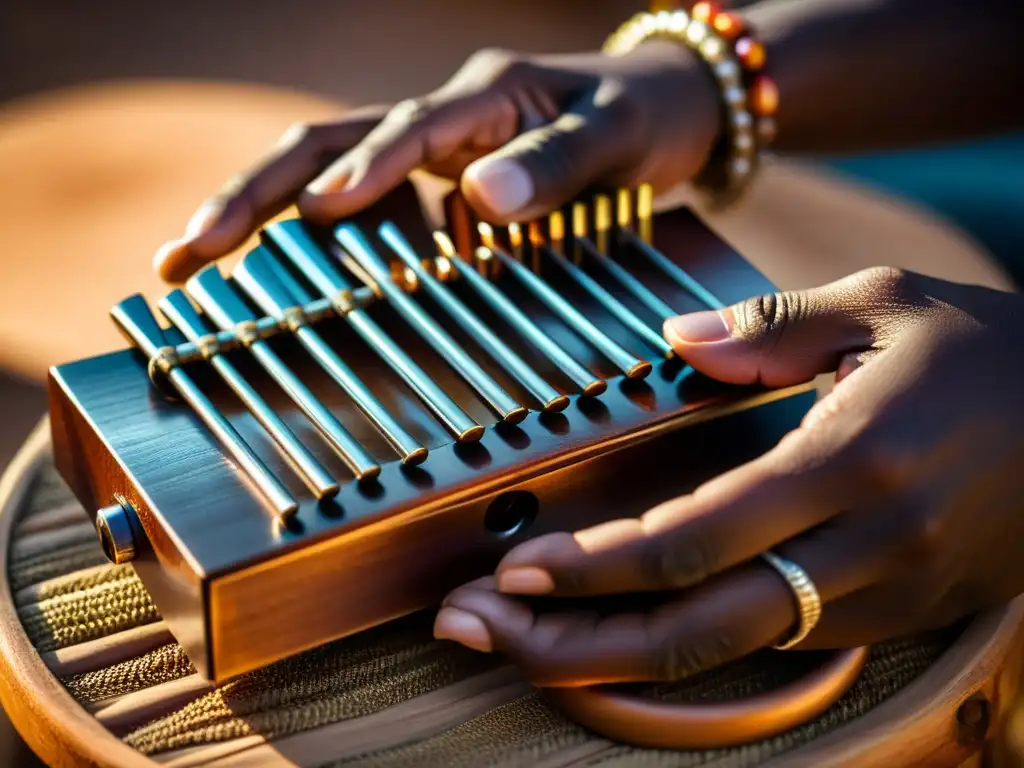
19;575;159;652
334;638;953;768
123;618;499;755
63;643;194;703
14;562;136;606
9;456;961;765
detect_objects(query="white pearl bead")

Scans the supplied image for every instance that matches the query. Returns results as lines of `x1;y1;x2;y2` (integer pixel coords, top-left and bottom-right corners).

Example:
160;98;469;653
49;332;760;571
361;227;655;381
734;132;754;152
686;20;709;44
668;12;689;33
699;37;725;62
714;59;740;83
732;110;753;130
731;157;752;177
724;86;746;106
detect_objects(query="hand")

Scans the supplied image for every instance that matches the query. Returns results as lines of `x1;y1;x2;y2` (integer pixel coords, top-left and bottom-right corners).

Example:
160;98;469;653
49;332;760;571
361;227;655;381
433;267;1024;687
153;42;720;282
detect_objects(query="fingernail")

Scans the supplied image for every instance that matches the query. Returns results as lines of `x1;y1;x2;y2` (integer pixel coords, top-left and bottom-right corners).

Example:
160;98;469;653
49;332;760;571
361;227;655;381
306;163;354;196
433;607;492;653
498;567;555;595
464;158;534;216
153;238;187;276
306;173;346;196
663;309;733;346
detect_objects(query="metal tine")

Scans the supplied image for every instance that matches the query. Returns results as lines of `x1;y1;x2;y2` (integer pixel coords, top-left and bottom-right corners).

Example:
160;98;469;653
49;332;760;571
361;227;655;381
477;223;652;380
534;213;674;359
263;220;484;443
111;295;299;521
158;290;339;499
615;186;726;310
186;266;381;482
378;222;569;413
234;246;429;466
571;201;677;323
335;223;528;426
433;231;606;398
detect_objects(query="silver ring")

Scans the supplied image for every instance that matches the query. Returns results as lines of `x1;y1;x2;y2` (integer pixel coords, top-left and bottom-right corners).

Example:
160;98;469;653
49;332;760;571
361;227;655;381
761;551;822;650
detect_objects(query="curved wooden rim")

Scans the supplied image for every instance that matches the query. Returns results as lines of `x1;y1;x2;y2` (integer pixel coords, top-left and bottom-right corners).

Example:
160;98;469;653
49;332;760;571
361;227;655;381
0;417;157;768
544;647;869;750
775;599;1024;767
2;422;1023;765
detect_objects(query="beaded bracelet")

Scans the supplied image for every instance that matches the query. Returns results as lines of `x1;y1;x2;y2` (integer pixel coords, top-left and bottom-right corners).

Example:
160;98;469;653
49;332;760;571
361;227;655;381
603;3;778;207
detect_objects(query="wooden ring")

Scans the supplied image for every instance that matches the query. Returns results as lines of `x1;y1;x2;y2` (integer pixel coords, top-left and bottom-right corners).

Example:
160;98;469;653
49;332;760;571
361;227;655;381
543;647;869;749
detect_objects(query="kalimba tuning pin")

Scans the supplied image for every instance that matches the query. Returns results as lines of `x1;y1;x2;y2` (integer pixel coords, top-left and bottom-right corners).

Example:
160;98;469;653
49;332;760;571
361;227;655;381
267;220;483;443
548;211;565;257
527;221;544;273
111;294;299;521
187;265;382;482
381;222;568;414
338;223;525;427
594;195;612;254
158;288;341;497
507;222;524;261
430;231;456;281
617;188;634;232
637;183;654;244
234;247;428;467
572;202;588;264
475;223;499;279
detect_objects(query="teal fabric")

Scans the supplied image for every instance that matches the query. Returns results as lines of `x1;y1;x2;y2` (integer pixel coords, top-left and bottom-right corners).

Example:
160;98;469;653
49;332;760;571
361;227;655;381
823;134;1024;288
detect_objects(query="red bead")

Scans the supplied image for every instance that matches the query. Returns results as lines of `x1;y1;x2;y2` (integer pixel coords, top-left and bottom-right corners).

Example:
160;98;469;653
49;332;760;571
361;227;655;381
712;12;743;39
691;2;718;24
735;37;766;70
751;76;779;116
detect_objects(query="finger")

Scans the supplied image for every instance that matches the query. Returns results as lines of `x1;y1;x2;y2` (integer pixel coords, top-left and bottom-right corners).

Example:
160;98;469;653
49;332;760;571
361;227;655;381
154;105;388;283
298;93;517;222
662;267;922;387
461;81;640;223
437;518;889;685
494;392;887;598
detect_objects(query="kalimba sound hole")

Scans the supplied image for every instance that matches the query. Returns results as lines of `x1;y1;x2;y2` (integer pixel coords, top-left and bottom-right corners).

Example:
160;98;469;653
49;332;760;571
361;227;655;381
484;491;539;538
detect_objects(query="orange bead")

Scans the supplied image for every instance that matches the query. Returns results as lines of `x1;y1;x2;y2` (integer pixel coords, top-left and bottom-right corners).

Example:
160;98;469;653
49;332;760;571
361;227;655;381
751;76;779;116
691;2;717;23
712;12;742;39
735;37;766;70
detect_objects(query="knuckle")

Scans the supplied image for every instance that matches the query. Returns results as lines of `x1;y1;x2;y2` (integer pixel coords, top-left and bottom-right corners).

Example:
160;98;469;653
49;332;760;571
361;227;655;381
274;121;329;153
637;529;719;589
464;46;513;70
734;290;810;349
907;513;947;561
838;430;914;493
652;625;738;681
856;266;920;304
893;502;947;562
465;47;533;81
387;97;435;127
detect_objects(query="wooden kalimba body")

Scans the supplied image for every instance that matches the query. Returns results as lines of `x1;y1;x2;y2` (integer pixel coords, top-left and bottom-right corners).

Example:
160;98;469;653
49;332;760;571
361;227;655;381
47;181;835;744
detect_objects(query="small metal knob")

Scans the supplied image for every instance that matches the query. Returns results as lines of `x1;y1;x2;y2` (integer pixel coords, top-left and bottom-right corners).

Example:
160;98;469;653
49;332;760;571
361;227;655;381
96;501;139;564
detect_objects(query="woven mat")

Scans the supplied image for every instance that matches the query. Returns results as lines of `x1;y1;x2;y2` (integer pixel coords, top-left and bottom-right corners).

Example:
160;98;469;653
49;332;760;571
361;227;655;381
8;457;959;767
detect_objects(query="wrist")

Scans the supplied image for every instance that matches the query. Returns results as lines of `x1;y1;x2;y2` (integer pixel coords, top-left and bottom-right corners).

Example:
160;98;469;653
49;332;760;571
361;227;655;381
629;39;723;186
604;5;779;207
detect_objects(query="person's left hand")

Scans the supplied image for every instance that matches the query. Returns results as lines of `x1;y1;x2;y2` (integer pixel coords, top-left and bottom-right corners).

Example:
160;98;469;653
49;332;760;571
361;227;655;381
433;266;1024;686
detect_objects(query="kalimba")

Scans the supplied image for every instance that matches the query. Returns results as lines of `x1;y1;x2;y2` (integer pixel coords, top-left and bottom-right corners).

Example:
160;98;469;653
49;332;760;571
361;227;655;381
47;180;861;747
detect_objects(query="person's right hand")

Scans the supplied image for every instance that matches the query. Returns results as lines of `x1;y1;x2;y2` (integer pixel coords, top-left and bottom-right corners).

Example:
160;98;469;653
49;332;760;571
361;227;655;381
154;41;722;283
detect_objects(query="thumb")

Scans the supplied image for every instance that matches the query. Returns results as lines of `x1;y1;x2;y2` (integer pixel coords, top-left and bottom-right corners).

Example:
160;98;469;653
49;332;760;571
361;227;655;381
461;84;635;223
663;268;910;387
